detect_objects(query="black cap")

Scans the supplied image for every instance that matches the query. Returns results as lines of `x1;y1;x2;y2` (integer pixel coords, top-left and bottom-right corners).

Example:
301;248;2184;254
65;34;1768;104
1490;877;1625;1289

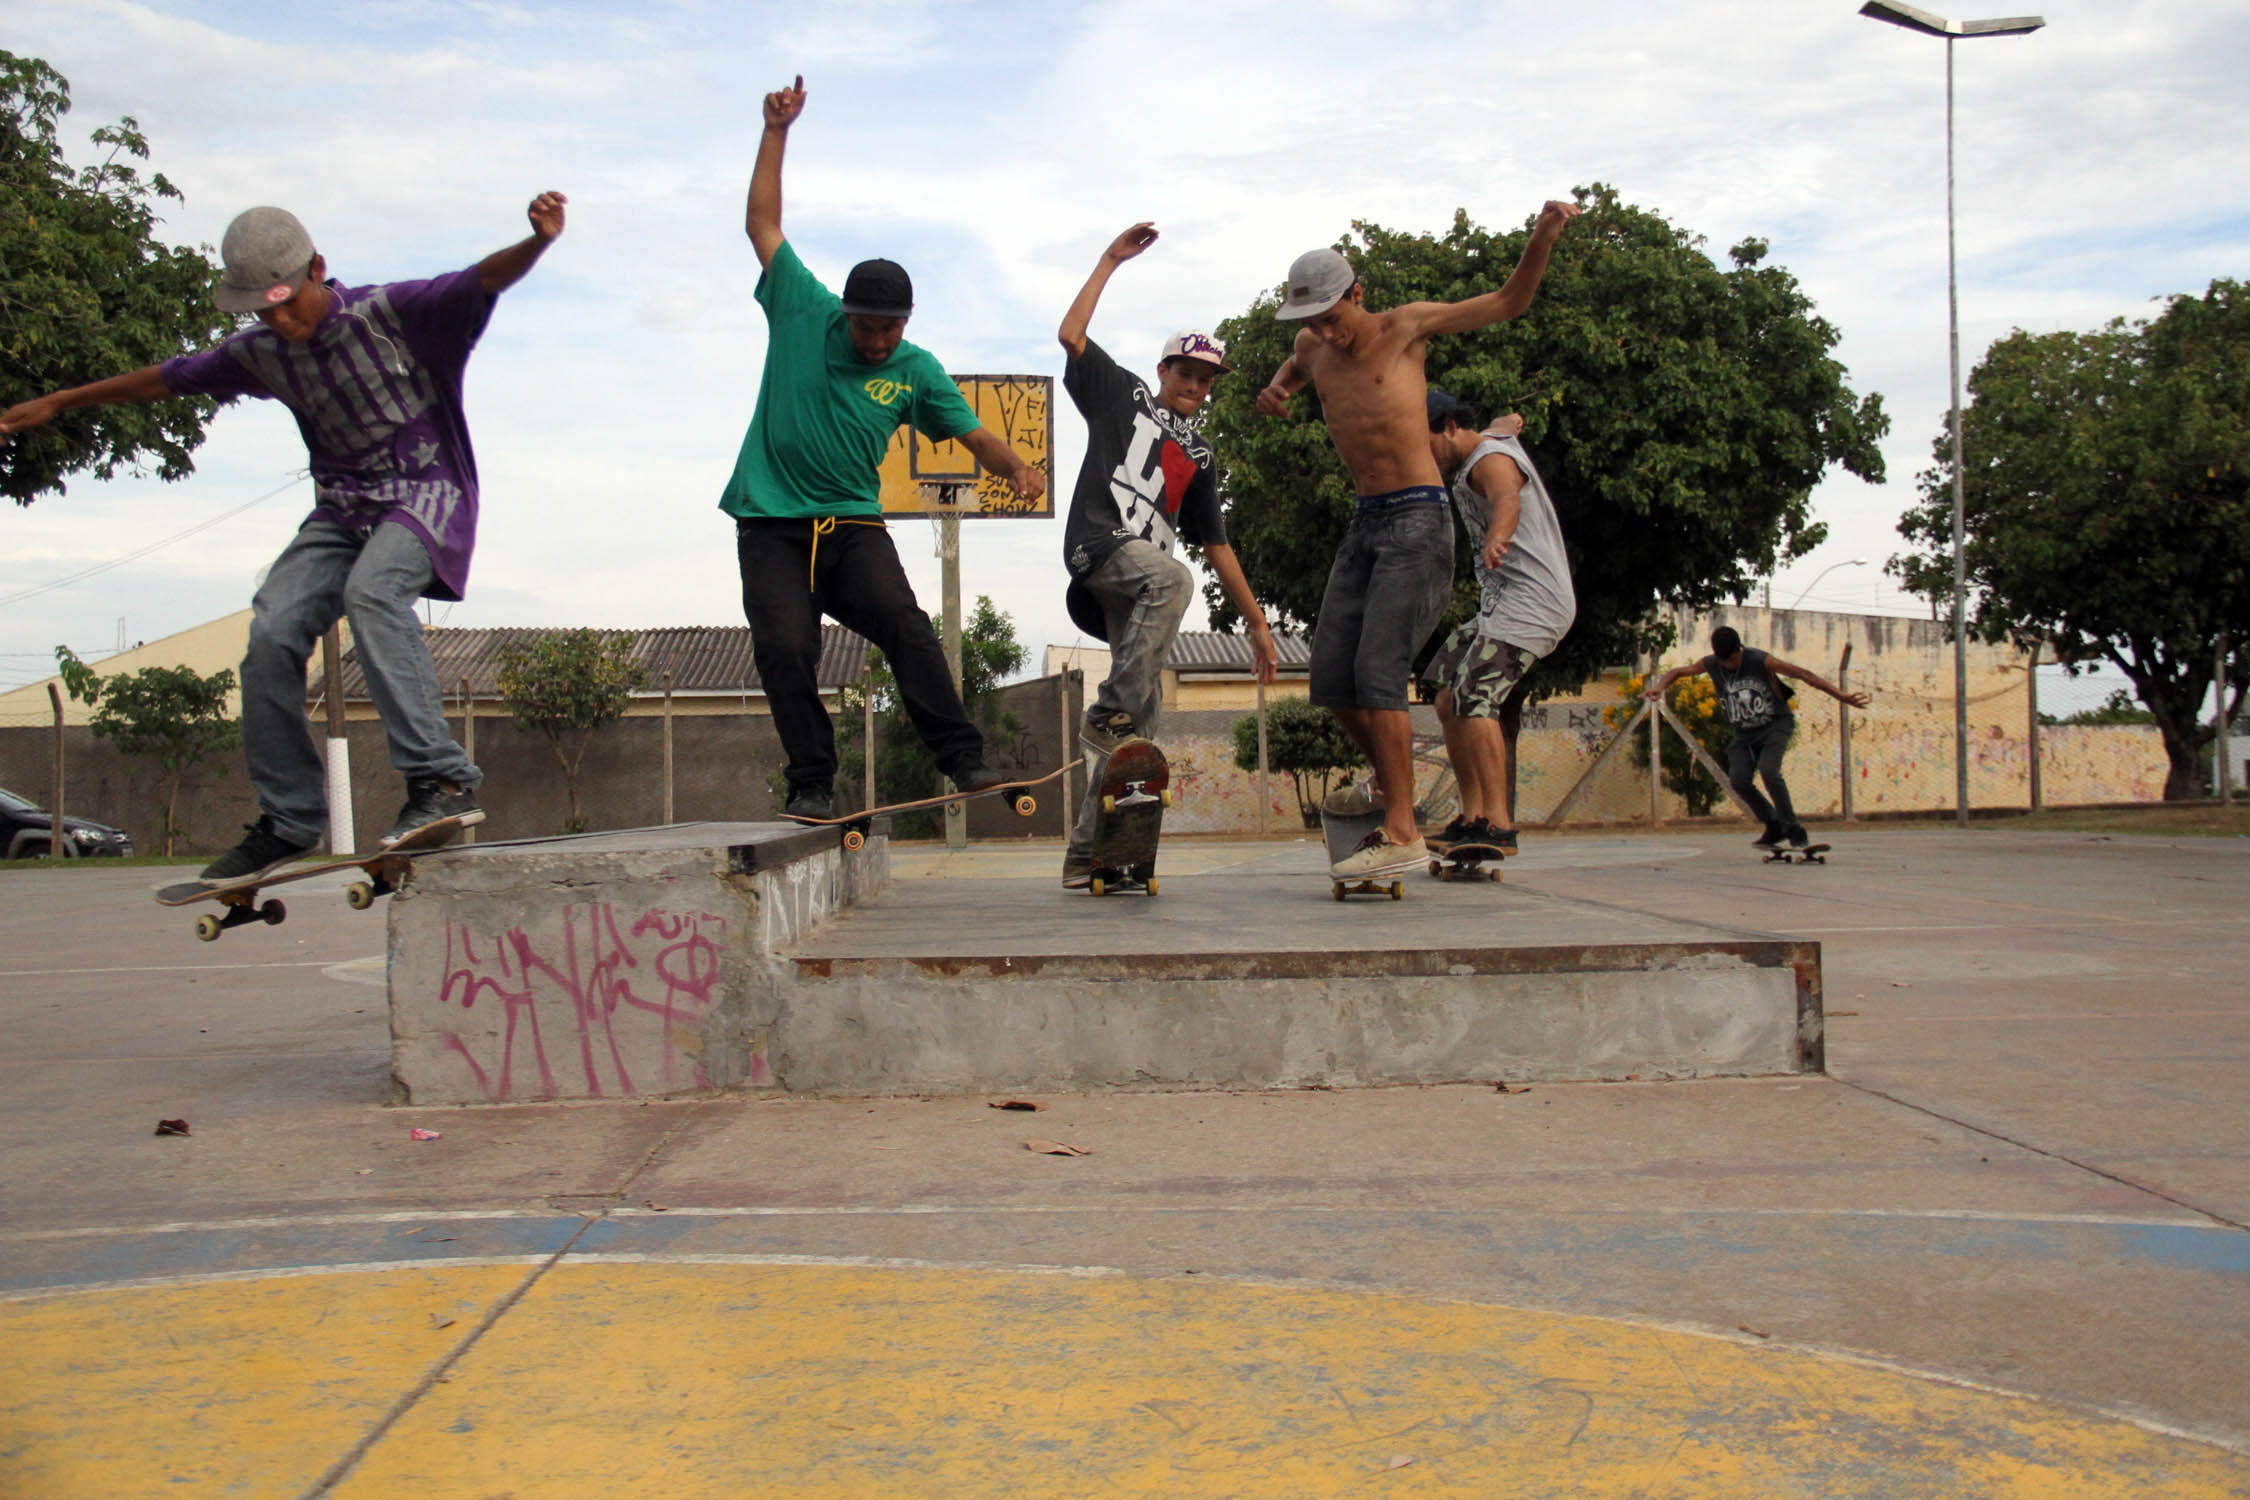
1427;387;1469;430
841;258;913;317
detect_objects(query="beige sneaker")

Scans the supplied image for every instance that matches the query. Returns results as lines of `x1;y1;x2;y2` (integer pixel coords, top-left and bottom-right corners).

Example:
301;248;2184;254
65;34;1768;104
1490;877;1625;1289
1330;828;1426;879
1322;775;1385;816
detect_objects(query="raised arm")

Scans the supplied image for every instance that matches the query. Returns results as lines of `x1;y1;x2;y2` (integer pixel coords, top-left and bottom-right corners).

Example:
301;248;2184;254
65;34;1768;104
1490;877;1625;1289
1468;451;1525;573
0;366;174;440
957;425;1048;504
745;75;806;268
1640;660;1702;702
1403;201;1581;339
1059;223;1158;358
474;191;568;295
1254;329;1317;417
1201;543;1279;684
1769;657;1872;709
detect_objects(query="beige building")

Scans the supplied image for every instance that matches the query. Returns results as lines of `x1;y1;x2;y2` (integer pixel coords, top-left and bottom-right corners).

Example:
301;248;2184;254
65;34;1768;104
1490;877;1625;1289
0;609;257;729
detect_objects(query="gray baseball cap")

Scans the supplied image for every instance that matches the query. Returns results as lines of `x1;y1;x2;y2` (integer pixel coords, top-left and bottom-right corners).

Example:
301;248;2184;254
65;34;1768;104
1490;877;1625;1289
1275;247;1356;320
214;207;317;313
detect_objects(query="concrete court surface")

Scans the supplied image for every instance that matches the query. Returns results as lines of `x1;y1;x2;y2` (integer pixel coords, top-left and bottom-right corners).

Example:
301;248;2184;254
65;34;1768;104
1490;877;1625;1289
1;824;2246;1498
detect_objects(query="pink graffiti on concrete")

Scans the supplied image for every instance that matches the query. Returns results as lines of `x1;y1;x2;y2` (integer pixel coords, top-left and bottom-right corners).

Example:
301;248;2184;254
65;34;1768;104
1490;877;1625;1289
437;904;726;1100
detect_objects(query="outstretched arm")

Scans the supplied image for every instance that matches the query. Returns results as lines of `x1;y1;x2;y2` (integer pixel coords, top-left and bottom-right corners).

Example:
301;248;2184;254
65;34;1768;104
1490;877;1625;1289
475;191;568;295
1770;657;1872;708
1059;223;1157;358
0;366;174;440
1255;329;1317;417
746;75;806;267
1201;544;1279;684
1640;662;1701;702
1404;200;1581;339
957;426;1048;505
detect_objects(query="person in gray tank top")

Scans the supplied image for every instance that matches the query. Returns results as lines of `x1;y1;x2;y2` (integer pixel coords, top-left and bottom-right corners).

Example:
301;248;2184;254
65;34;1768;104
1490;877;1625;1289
1423;390;1576;855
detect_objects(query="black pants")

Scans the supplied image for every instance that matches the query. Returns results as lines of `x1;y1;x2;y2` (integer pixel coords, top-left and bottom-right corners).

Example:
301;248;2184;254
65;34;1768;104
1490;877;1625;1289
1727;714;1802;835
736;516;984;797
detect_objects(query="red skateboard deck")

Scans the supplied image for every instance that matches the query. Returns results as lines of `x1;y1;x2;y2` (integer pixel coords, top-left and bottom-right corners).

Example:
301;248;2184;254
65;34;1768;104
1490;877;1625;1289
1087;738;1169;896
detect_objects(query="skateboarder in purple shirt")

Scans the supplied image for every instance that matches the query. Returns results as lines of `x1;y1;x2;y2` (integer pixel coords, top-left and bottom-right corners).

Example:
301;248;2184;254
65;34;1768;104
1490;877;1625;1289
0;192;568;881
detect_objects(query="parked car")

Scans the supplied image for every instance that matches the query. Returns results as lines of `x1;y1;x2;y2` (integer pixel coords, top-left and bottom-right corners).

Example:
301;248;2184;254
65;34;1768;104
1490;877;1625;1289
0;786;135;859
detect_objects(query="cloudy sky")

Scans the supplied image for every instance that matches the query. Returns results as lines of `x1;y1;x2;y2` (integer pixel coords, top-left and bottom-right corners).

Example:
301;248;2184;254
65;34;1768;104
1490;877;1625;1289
3;0;2247;707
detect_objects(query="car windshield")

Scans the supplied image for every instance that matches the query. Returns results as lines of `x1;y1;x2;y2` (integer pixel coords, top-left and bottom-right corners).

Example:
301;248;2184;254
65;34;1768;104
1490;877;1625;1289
0;787;40;815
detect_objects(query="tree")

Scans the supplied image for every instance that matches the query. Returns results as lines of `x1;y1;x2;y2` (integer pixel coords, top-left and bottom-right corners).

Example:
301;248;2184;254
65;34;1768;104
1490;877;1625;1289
55;646;239;855
1204;185;1886;812
2;51;231;504
1232;695;1366;829
2041;688;2155;729
495;630;648;833
825;596;1026;837
1889;279;2250;799
1605;669;1732;816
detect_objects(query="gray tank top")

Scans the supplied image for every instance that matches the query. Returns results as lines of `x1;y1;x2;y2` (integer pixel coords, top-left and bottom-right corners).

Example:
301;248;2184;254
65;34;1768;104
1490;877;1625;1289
1448;435;1576;657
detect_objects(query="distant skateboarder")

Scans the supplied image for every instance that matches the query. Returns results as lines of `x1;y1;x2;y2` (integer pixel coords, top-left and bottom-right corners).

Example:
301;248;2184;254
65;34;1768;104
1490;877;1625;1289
0;191;570;880
1055;221;1277;889
1424;389;1575;857
1642;625;1871;849
727;75;1046;822
1257;200;1579;881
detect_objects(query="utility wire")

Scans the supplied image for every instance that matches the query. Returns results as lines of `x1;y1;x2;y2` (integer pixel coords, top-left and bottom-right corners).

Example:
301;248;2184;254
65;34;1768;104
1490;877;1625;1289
0;472;306;608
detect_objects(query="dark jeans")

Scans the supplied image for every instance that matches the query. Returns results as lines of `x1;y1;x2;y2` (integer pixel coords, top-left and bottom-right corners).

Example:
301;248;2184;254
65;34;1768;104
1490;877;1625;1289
1727;714;1801;834
1308;501;1453;711
736;516;983;798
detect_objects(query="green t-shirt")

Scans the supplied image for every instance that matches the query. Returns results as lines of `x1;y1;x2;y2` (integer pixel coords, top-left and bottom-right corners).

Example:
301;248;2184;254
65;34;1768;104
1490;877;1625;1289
719;241;980;519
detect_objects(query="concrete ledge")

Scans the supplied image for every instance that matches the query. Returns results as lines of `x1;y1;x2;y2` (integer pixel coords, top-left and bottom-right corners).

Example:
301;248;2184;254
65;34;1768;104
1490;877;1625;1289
386;822;887;1105
780;938;1819;1095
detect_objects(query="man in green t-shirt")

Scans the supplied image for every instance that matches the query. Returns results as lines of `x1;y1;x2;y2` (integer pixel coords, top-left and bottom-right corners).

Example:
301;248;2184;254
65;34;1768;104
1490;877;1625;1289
728;76;1047;821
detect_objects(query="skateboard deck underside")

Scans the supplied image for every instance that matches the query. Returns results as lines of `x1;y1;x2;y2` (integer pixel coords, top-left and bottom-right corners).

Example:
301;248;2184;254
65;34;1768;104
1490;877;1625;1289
1088;740;1167;895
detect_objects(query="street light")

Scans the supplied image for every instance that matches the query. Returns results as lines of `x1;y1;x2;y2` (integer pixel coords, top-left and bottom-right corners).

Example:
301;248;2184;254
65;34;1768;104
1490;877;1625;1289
1860;1;2043;827
1788;557;1871;610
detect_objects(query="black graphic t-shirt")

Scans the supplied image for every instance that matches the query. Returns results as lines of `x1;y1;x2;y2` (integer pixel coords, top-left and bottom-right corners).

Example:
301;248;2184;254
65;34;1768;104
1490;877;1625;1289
1703;647;1794;729
1061;339;1226;577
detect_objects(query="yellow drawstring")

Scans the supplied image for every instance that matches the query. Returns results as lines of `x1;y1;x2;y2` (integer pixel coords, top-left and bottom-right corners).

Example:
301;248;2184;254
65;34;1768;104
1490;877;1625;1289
806;515;888;591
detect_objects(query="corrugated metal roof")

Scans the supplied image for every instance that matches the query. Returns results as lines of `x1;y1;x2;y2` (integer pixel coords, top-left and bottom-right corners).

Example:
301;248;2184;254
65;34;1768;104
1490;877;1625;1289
1165;631;1313;672
318;625;872;701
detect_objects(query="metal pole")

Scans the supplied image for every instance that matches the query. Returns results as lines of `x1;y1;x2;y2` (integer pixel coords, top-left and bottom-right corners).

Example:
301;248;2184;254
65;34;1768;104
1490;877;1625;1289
2217;633;2234;805
1647;662;1663;823
940;510;965;851
1255;670;1271;836
864;662;877;814
1056;670;1072;830
662;671;676;825
47;682;71;859
459;676;476;843
1838;644;1856;820
321;625;353;853
2026;642;2044;813
1947;34;1972;827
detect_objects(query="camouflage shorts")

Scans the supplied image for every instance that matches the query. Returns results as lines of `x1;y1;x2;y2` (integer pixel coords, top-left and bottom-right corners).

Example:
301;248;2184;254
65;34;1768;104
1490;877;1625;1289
1427;624;1537;720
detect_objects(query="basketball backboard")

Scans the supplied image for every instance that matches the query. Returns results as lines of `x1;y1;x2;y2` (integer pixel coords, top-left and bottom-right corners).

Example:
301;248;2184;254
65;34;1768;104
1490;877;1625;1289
877;374;1054;519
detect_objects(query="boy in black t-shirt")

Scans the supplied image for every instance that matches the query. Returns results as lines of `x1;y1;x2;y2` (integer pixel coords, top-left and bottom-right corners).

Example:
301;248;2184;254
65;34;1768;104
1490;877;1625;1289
1056;222;1278;888
1642;625;1871;848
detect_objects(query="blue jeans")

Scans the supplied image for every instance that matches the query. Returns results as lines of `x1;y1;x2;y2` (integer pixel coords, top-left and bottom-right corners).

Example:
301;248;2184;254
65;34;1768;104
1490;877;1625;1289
1068;541;1193;860
242;519;479;845
1308;501;1453;711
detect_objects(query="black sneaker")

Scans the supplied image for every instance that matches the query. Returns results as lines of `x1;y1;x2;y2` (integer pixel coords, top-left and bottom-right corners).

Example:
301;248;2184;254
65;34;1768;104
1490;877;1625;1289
1752;824;1786;849
951;764;1008;795
200;815;317;882
1786;825;1811;848
1081;711;1139;757
1061;851;1094;890
1433;815;1473;849
784;787;835;821
382;778;479;847
1471;819;1519;855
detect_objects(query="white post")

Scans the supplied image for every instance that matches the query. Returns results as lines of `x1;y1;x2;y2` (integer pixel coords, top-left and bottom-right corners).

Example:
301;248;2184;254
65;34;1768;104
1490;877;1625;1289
321;626;353;854
1256;670;1270;836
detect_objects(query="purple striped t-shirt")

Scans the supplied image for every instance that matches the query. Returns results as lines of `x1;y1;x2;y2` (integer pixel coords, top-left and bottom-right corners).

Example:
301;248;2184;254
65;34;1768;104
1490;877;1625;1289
162;270;495;600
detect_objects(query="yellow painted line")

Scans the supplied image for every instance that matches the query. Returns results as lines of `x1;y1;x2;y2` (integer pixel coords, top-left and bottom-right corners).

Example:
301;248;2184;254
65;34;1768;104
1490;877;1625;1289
9;1259;2230;1498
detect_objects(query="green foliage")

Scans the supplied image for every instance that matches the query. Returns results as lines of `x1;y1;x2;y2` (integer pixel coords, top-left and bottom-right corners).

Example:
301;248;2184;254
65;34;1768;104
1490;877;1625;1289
55;644;239;854
1205;185;1886;714
1890;279;2250;798
1;51;231;504
1232;694;1366;828
1608;669;1732;817
495;630;648;832
2040;687;2156;728
830;596;1026;838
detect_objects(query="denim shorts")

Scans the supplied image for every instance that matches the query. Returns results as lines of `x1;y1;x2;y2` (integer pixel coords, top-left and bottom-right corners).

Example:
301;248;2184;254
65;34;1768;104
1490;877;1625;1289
1309;496;1454;711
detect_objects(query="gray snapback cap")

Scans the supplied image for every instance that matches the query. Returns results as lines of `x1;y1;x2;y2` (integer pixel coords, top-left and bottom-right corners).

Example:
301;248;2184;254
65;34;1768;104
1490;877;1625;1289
1275;247;1355;320
215;207;317;313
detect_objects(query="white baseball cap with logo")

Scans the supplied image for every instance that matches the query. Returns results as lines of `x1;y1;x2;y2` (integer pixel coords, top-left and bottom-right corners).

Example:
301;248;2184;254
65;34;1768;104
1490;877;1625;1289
1275;247;1356;320
214;206;318;313
1159;329;1232;372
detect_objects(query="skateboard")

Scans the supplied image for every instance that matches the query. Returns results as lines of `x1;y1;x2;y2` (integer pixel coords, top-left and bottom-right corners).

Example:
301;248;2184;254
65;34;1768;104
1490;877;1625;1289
1763;842;1830;865
1320;804;1407;901
1427;837;1506;883
786;764;1068;851
156;813;483;942
1086;738;1171;897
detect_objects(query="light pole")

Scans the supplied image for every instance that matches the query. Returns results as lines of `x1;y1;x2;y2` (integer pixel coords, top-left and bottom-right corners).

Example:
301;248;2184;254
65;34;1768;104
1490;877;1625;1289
1860;1;2043;827
1788;557;1871;610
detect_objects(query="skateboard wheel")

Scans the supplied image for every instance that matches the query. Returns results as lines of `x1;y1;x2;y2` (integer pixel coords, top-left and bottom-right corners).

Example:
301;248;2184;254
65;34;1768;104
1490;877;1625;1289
1332;882;1346;901
1013;794;1036;816
194;914;222;942
1427;860;1441;877
346;881;375;910
843;829;865;852
1101;794;1116;814
1387;882;1402;900
1160;789;1174;808
1090;876;1107;897
260;899;287;926
1145;876;1159;897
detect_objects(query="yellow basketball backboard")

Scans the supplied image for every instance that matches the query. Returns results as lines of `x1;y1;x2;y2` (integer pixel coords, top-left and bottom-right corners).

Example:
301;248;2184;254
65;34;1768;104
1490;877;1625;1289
877;374;1054;519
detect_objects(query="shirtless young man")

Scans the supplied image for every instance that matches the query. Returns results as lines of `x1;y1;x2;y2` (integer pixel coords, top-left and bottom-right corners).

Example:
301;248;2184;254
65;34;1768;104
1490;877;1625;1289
1256;200;1579;878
